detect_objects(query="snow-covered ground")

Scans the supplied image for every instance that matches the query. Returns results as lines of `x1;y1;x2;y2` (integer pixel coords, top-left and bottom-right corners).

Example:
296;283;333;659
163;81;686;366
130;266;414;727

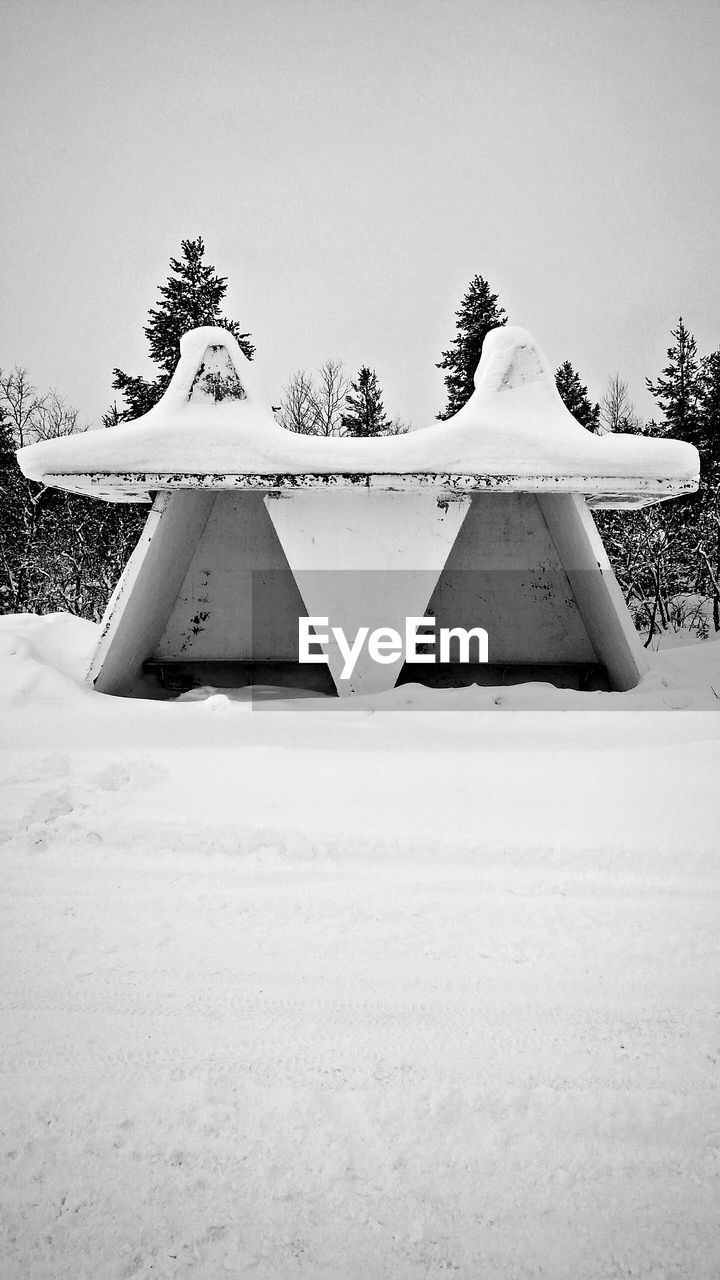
1;614;719;1279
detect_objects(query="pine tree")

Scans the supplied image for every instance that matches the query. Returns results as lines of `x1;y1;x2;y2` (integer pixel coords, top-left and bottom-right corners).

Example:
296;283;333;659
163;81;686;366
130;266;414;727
645;318;702;447
699;349;720;472
101;402;124;429
436;275;507;419
341;367;391;437
112;236;255;420
555;361;600;431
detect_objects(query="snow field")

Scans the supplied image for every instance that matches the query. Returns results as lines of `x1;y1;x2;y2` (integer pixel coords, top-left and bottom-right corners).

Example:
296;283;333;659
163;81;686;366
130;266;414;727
1;614;719;1278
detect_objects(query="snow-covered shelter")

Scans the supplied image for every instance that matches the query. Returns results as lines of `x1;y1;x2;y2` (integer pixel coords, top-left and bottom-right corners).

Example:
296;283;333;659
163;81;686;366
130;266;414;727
18;325;699;698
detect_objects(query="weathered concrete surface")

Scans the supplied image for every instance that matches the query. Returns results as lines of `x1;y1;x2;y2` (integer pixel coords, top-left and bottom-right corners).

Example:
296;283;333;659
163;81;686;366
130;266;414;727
43;469;696;509
156;494;305;662
88;489;645;697
265;489;471;695
88;492;215;695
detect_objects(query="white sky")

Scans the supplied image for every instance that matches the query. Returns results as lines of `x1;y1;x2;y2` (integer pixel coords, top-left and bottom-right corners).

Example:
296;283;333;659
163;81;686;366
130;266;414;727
2;0;719;429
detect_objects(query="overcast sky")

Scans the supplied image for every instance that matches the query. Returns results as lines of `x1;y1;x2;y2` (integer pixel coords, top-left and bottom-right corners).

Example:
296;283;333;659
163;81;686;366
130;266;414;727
2;0;719;429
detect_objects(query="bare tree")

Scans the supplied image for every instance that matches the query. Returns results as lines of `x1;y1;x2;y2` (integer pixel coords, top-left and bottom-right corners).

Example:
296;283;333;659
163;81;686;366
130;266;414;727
600;373;643;435
694;479;720;634
385;416;411;436
33;391;79;441
0;367;47;448
0;367;79;446
276;369;317;435
278;361;349;436
310;360;349;437
0;365;142;620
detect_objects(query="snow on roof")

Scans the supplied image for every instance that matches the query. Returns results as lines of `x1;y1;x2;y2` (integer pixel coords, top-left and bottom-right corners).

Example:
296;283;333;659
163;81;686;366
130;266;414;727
16;325;699;508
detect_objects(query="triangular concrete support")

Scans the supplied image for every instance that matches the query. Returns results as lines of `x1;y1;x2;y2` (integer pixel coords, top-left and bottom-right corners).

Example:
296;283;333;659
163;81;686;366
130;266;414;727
88;491;215;695
537;494;648;691
265;489;471;694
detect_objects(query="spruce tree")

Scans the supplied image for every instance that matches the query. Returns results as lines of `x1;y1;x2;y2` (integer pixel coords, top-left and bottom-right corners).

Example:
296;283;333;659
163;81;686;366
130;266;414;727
699;349;720;472
645;318;702;447
555;361;601;431
112;236;255;420
341;367;391;437
436;275;507;419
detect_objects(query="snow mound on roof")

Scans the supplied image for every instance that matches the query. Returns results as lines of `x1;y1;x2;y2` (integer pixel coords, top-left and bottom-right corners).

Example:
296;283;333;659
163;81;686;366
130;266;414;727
17;325;699;486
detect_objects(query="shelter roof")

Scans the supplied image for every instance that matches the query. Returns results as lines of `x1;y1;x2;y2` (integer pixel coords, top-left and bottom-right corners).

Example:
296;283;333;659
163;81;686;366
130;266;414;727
17;325;699;508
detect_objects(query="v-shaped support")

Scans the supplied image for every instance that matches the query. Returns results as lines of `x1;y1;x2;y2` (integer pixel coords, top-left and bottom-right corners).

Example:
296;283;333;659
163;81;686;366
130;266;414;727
265;489;470;694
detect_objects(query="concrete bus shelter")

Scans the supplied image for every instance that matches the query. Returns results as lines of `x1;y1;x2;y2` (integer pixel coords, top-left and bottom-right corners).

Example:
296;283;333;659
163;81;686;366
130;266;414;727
18;325;700;699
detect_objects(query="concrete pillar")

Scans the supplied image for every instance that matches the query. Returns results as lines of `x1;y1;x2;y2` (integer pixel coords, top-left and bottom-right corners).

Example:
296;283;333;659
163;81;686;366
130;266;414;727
537;494;648;690
88;491;215;695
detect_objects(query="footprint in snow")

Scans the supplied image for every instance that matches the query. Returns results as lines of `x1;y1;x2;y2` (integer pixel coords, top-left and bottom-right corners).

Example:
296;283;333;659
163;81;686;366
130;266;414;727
3;752;71;785
22;787;74;827
90;759;168;793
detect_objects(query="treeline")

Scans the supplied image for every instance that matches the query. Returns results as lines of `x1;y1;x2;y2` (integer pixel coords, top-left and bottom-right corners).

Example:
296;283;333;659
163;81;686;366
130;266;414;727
276;362;410;438
0;369;144;618
595;318;720;644
1;240;718;641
